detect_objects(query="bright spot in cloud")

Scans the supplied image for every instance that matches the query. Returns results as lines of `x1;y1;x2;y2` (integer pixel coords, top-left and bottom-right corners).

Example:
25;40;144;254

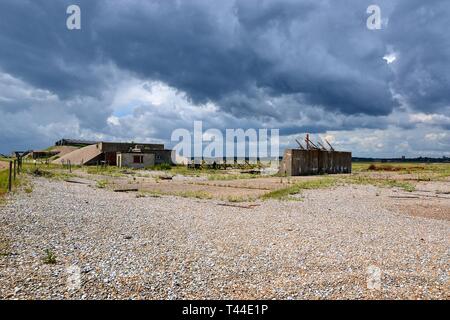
383;53;397;64
107;116;120;126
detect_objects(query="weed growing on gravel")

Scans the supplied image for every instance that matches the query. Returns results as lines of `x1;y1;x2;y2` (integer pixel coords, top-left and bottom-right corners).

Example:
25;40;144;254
207;173;258;181
146;163;172;171
176;190;213;199
347;176;416;192
0;237;11;256
138;189;211;199
96;180;108;189
384;180;416;192
86;166;124;177
0;169;10;199
353;162;450;180
0;165;23;200
139;190;164;197
147;192;162;198
23;167;76;181
29;168;54;178
42;249;57;264
226;195;255;203
262;177;338;200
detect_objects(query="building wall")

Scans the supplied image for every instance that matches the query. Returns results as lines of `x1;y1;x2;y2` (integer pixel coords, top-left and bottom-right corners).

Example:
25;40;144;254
279;149;352;176
101;143;170;167
31;151;59;159
117;153;155;169
100;142;164;153
153;150;172;165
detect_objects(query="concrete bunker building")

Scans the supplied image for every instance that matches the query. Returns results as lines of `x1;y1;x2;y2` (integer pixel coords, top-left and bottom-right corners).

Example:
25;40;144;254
53;141;172;167
279;135;352;176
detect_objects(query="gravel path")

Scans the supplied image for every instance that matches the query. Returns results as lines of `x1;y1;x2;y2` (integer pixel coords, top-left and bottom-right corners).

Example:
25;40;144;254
0;177;448;299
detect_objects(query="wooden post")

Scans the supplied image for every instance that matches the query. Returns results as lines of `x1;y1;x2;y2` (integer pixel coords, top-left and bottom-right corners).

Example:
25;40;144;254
13;160;16;181
8;161;12;192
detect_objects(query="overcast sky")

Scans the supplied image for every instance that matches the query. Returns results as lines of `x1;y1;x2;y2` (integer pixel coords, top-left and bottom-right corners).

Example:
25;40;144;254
0;0;449;157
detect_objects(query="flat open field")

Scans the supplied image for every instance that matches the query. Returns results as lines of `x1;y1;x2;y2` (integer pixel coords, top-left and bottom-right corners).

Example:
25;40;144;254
0;163;449;299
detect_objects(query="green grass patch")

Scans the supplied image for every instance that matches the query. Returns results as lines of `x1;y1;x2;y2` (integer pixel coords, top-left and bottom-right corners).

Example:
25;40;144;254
353;162;450;179
207;173;259;181
0;236;11;257
261;177;338;201
141;190;164;197
96;180;108;189
139;189;212;199
0;164;22;200
146;163;172;171
175;190;213;199
0;169;10;198
346;175;416;192
85;166;124;177
22;167;76;181
42;249;57;264
225;195;256;203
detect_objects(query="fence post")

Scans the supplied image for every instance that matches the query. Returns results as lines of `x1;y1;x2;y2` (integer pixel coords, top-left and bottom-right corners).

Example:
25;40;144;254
13;160;16;181
8;161;13;192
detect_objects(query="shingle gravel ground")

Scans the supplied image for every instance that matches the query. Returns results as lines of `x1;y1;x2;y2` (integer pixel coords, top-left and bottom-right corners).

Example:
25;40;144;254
0;177;448;299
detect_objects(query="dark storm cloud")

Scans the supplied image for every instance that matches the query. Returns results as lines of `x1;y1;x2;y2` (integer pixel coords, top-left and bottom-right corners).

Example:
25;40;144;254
0;0;449;155
385;0;450;113
95;0;396;117
0;1;108;98
0;0;397;117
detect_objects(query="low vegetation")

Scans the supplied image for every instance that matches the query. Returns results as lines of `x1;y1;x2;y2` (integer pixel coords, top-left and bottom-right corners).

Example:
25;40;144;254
261;172;420;201
225;195;255;203
28;168;54;178
207;173;260;181
353;162;450;179
0;169;10;199
42;249;57;264
85;165;124;177
175;190;213;199
262;177;338;200
24;167;76;181
347;175;416;192
24;185;33;194
138;189;212;200
146;163;172;171
4;159;448;203
0;236;11;257
96;180;109;189
0;162;22;202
